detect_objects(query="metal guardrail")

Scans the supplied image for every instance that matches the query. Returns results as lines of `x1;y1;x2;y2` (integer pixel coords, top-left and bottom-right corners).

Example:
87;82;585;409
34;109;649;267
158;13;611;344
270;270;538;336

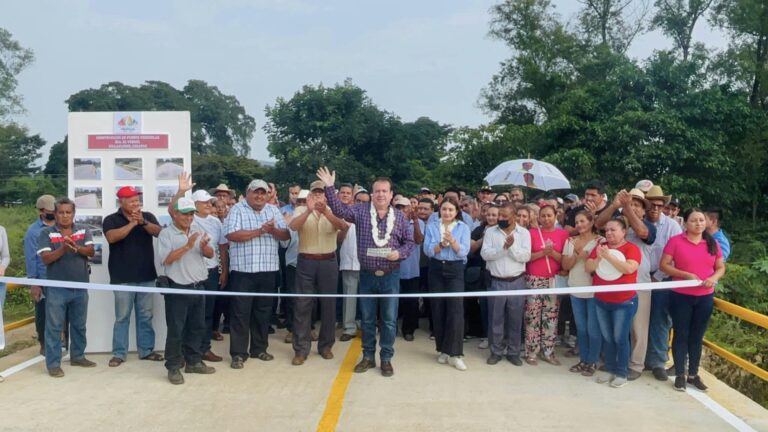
704;297;768;382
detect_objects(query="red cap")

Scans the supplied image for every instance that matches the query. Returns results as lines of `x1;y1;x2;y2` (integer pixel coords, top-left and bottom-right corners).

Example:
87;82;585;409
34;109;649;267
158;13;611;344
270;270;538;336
117;186;142;198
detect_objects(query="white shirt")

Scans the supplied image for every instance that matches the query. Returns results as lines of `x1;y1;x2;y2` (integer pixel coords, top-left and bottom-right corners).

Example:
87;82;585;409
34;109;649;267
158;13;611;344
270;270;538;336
481;224;531;278
650;213;683;280
193;214;227;269
339;223;360;271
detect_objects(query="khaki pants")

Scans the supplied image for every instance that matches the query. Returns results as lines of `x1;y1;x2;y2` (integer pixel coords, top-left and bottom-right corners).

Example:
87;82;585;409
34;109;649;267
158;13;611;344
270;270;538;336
629;289;652;373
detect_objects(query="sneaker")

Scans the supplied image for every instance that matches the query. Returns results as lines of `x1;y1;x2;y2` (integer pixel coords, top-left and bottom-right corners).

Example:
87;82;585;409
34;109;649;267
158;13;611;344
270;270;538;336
687;375;708;392
674;375;687;392
487;354;502;365
185;362;216;374
611;376;628;388
478;338;489;349
596;371;614;384
627;369;642;381
429;333;435;341
230;356;245;369
70;357;97;368
652;367;669;381
168;369;184;385
566;335;577;348
449;356;467;371
48;367;65;378
437;353;449;364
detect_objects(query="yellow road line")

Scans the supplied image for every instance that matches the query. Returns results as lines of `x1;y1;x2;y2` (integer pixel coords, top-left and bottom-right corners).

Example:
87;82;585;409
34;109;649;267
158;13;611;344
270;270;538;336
316;336;362;432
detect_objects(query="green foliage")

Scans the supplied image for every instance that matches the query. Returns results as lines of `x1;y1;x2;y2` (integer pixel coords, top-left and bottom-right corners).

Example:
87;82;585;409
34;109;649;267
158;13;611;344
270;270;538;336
191;154;269;197
0;123;46;177
66;80;256;157
716;262;768;314
0;175;58;206
0;206;37;278
265;80;450;195
0;28;34;120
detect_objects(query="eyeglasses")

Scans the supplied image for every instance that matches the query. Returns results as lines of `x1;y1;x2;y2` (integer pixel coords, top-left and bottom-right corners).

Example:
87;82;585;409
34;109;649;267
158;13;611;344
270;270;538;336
650;204;665;209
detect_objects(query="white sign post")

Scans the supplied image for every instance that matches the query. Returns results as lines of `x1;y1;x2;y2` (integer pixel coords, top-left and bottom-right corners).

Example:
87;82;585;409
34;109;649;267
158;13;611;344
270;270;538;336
67;111;191;353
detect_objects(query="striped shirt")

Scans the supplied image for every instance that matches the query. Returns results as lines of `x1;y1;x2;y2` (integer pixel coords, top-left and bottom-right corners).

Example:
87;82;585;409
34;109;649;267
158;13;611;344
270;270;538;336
225;201;286;273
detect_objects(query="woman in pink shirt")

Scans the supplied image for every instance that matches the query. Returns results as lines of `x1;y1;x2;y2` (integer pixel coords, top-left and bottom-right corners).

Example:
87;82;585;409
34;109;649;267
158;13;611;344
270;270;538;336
524;204;569;365
660;208;725;393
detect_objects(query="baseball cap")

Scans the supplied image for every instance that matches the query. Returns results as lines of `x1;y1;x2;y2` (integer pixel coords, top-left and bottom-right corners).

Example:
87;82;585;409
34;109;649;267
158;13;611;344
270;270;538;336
479;185;493;193
36;194;55;211
394;197;411;207
635;179;654;193
564;193;578;203
117;186;142;199
419;187;431;193
175;197;196;214
247;179;269;192
297;189;309;200
192;190;214;202
310;180;326;192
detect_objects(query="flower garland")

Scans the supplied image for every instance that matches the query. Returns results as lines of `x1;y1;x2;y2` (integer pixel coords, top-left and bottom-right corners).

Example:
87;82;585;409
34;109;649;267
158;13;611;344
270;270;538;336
370;205;395;247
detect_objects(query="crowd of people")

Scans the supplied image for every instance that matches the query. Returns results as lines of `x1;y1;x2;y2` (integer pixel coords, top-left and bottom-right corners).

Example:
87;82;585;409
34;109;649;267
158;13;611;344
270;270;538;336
13;168;730;391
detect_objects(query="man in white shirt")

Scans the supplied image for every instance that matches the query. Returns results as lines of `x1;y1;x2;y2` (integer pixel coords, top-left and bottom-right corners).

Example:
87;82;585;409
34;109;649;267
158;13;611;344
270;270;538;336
481;203;532;366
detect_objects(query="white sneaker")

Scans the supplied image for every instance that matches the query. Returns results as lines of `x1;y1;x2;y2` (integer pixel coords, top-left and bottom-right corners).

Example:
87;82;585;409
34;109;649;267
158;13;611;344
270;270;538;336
478;338;489;349
596;371;615;384
449;356;467;371
437;353;449;364
610;376;628;388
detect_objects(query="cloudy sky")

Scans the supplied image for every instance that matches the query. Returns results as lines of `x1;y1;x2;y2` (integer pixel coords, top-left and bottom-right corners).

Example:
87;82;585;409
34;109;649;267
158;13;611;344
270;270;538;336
5;0;727;164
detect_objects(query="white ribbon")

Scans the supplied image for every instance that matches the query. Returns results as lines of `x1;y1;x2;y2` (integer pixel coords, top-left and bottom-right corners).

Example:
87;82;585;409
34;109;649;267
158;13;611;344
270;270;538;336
0;276;701;299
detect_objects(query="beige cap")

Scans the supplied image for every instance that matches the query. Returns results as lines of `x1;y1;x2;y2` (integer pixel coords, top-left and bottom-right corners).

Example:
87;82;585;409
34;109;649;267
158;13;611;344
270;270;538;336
36;194;55;211
310;180;326;192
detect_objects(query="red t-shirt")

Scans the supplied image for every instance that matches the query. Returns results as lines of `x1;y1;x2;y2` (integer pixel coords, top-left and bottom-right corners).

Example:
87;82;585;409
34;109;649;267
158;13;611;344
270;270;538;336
591;241;642;303
663;234;722;296
526;227;570;277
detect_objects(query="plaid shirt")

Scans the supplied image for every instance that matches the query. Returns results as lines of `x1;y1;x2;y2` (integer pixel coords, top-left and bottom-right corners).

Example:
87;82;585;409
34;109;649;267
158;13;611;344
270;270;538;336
325;186;414;272
225;201;286;273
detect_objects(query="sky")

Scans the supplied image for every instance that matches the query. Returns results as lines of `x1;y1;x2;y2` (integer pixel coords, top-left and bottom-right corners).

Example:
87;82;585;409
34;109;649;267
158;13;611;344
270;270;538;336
4;0;728;165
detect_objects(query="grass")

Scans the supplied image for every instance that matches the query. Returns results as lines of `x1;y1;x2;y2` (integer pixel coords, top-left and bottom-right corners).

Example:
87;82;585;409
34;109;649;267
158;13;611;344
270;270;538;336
1;206;39;325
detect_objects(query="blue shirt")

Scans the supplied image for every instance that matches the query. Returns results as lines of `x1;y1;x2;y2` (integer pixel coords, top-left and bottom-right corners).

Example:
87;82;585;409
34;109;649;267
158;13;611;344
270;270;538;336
423;219;471;263
280;203;296;216
712;230;731;262
400;220;422;279
24;218;49;279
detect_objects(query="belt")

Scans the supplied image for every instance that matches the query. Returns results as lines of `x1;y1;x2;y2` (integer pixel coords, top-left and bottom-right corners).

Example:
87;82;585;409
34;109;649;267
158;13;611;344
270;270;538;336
168;278;205;289
365;268;395;277
492;274;524;282
299;252;336;261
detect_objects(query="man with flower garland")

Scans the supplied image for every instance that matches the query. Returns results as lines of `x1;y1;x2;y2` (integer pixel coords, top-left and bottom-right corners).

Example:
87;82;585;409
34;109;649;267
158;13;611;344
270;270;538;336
317;167;415;377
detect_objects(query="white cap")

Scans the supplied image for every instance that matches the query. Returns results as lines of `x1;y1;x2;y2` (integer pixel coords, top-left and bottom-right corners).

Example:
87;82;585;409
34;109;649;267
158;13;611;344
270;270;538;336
175;197;196;214
191;190;214;202
297;189;309;199
635;179;654;193
247;179;269;192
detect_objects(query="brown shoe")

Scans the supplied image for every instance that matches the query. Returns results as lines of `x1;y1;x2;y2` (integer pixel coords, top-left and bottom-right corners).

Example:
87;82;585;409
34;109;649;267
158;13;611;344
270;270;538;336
202;351;223;362
381;361;394;377
292;355;306;366
320;350;334;360
48;367;65;378
339;333;354;342
284;332;293;344
70;357;97;367
108;357;124;367
353;358;376;373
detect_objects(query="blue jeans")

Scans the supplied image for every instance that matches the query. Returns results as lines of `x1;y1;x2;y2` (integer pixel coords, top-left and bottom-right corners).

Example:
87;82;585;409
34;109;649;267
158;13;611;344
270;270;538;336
570;296;602;365
645;289;672;369
112;282;157;360
0;282;5;310
595;296;638;378
359;270;400;362
45;287;88;369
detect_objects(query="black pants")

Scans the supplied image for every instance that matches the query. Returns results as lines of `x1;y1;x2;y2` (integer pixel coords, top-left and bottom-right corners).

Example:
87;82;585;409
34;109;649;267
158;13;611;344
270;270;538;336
164;283;206;371
35;298;46;344
419;266;433;332
464;266;485;338
428;259;465;357
670;292;714;377
212;276;229;332
283;265;296;332
228;271;277;359
293;257;337;356
399;277;420;336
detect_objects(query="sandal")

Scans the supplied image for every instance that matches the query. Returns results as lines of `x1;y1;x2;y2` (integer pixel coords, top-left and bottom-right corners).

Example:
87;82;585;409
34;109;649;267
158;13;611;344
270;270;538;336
525;356;538;366
140;352;164;361
252;352;274;361
540;352;561;366
108;357;124;367
581;363;597;377
564;348;579;358
569;361;585;373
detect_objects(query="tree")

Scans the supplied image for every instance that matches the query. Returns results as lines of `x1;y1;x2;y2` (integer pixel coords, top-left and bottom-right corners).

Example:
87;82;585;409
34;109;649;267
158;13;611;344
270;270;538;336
43;136;68;195
265;80;449;194
0;123;45;177
192;155;268;197
652;0;714;61
66;80;256;156
0;28;34;121
577;0;651;53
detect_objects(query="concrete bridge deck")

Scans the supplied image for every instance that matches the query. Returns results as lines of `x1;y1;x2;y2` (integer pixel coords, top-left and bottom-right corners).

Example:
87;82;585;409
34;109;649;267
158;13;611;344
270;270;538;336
1;325;766;432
